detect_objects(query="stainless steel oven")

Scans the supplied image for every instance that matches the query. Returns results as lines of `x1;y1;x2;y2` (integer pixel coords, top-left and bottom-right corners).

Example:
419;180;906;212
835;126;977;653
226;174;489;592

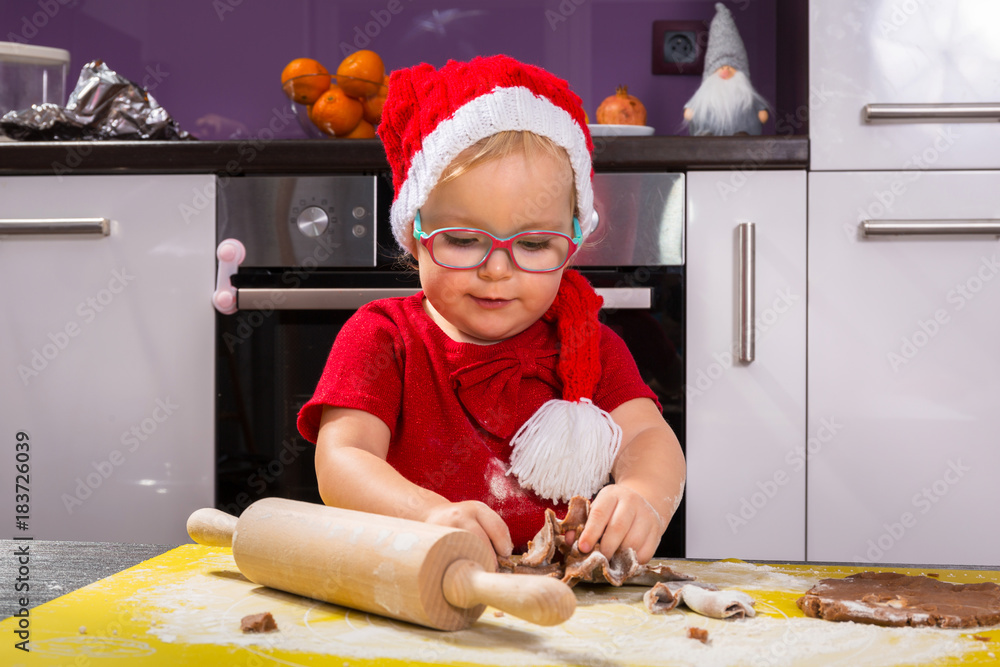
213;172;687;555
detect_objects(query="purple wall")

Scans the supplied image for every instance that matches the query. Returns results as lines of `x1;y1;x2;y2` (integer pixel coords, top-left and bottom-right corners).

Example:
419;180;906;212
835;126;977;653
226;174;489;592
2;0;779;140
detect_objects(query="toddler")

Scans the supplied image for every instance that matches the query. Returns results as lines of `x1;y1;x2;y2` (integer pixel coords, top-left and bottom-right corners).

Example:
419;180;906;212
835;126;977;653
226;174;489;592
297;55;685;564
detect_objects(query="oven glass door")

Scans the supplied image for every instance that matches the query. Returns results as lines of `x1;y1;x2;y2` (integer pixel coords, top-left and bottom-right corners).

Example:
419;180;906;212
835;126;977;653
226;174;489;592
215;267;685;556
215;170;685;555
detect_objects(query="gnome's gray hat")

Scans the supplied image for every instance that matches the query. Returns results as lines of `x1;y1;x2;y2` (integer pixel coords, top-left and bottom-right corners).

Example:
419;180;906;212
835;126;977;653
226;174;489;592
703;3;749;80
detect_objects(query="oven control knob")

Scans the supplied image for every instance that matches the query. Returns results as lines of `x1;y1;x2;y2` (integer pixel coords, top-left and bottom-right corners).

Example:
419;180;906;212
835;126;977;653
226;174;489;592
296;206;329;237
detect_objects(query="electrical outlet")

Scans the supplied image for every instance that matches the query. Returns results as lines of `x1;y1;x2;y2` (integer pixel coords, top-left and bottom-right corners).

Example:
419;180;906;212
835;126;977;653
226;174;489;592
664;31;698;64
652;20;707;75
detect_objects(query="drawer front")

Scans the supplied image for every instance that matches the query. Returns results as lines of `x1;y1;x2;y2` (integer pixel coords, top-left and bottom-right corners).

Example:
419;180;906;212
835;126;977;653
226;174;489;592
810;0;1000;170
0;175;215;543
808;170;1000;565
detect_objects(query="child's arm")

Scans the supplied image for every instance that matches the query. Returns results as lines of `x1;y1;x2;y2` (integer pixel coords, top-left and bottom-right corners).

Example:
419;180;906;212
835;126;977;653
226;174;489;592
314;405;514;559
575;397;686;563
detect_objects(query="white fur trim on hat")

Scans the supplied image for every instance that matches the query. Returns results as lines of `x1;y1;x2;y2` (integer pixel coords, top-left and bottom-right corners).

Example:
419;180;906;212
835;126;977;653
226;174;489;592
389;85;595;250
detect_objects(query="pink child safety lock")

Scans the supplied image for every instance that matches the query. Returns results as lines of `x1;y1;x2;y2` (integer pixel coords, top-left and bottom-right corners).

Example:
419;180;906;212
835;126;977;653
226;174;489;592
213;238;246;315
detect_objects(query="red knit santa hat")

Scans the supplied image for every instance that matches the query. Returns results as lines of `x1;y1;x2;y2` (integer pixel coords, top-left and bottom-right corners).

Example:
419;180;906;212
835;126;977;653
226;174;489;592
379;56;617;503
378;54;597;252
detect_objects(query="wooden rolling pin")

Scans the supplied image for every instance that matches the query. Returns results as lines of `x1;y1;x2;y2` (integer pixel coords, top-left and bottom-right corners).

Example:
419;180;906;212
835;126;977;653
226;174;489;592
187;497;576;631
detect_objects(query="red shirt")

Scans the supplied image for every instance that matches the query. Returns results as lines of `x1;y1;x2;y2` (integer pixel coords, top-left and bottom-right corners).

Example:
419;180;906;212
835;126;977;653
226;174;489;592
297;292;658;550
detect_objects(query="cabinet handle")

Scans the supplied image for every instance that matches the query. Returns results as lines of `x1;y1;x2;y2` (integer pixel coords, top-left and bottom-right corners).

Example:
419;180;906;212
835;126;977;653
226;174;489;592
738;222;755;364
235;287;653;311
0;218;110;236
861;219;1000;236
864;103;1000;123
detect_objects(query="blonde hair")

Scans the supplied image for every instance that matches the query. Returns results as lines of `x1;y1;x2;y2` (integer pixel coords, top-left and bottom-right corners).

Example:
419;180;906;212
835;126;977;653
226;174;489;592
438;131;578;218
398;131;578;264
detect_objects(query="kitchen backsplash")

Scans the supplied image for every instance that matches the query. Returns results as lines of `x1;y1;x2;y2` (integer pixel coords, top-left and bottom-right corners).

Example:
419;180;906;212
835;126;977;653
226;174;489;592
1;0;779;140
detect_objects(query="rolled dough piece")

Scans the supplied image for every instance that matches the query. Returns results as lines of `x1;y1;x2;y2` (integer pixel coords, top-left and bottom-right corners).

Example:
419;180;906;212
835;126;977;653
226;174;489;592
678;584;756;619
643;582;681;613
644;582;756;619
796;571;1000;628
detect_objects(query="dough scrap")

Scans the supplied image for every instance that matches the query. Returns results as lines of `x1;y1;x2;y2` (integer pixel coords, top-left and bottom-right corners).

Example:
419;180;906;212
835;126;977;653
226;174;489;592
505;496;755;620
796;571;1000;628
562;544;642;587
520;510;558;567
687;626;710;643
503;496;693;588
240;611;278;633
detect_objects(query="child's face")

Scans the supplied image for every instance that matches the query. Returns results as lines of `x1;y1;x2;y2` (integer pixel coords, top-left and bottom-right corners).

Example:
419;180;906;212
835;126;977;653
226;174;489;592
416;148;576;344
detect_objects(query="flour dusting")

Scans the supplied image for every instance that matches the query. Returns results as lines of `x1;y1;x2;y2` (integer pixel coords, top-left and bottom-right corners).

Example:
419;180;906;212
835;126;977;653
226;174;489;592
488;459;520;502
664;560;822;593
392;532;419;552
126;553;989;667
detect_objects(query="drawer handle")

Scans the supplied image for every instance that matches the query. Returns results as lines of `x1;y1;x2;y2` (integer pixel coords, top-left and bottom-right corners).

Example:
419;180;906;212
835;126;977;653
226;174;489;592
861;220;1000;236
738;222;755;364
0;218;110;236
864;103;1000;123
235;287;654;311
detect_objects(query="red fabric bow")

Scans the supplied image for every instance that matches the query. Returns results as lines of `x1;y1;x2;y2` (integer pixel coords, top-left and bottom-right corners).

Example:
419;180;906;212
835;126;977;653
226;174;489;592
451;349;561;439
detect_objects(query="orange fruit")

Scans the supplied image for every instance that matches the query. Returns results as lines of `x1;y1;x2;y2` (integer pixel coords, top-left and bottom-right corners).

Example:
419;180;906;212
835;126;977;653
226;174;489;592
344;119;376;139
281;58;330;105
336;50;385;98
310;85;363;136
362;75;389;125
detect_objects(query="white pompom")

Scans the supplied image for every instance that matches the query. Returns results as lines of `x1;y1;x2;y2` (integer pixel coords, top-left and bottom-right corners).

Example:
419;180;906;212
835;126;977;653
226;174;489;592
508;398;622;503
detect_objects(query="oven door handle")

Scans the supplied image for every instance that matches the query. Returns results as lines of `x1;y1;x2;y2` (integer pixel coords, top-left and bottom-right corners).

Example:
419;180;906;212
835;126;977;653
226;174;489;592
234;286;654;311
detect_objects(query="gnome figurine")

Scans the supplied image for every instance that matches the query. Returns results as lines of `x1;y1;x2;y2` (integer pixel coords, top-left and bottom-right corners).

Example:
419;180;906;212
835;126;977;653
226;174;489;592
683;3;770;136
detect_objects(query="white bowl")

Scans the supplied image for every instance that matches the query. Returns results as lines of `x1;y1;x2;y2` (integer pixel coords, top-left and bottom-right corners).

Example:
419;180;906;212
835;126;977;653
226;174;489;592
588;124;654;137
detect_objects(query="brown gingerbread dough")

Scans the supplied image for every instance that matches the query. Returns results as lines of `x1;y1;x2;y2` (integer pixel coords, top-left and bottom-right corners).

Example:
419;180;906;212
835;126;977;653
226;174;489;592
240;611;278;633
499;496;692;587
796;571;1000;628
687;627;709;643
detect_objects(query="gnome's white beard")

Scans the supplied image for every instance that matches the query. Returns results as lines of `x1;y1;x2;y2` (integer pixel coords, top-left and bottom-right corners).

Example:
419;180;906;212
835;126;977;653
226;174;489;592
684;69;768;135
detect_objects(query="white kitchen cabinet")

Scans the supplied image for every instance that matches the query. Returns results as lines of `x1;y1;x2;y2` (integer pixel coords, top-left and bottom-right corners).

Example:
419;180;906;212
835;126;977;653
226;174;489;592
0;175;215;544
808;171;1000;566
810;0;1000;171
685;170;807;560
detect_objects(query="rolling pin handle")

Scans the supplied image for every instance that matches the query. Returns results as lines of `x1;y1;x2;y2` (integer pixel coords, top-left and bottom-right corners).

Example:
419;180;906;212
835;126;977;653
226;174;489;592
441;559;576;626
187;507;238;548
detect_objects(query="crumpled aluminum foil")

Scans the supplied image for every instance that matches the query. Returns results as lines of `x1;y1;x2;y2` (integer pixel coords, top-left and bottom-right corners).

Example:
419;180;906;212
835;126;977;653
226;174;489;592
0;60;192;141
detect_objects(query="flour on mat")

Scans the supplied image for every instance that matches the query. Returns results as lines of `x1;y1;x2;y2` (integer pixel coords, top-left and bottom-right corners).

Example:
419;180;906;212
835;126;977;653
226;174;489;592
664;560;820;592
130;562;986;667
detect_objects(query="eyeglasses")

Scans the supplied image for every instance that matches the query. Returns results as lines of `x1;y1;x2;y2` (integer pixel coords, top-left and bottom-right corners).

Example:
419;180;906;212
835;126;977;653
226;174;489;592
413;211;582;273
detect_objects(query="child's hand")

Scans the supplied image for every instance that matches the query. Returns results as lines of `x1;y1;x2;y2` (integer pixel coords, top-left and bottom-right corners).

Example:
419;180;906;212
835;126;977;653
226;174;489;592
575;484;666;564
423;500;514;560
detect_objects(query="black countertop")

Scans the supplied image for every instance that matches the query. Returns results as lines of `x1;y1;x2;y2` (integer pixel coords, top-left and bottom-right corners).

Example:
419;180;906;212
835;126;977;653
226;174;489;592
0;539;175;620
0;136;808;175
